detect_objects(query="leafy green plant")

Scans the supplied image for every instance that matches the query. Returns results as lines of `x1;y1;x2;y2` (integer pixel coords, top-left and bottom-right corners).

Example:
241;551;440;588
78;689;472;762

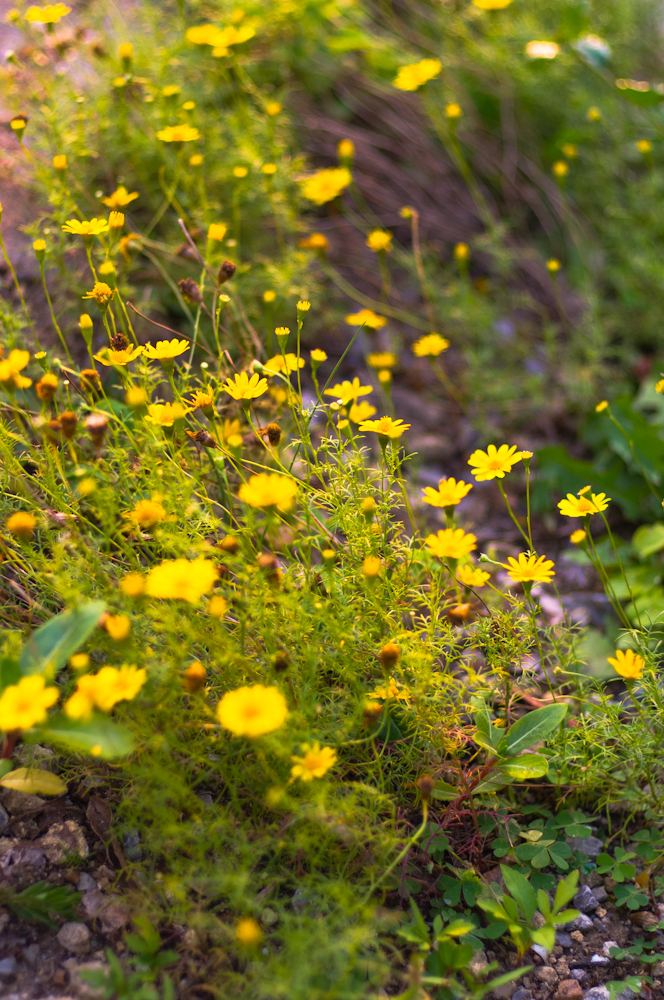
0;881;80;929
477;867;580;958
613;883;649;911
595;847;637;883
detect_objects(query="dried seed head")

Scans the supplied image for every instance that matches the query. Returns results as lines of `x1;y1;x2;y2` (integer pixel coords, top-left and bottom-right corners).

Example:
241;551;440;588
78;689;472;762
85;412;108;445
178;277;204;305
45;418;63;441
257;552;280;585
183;660;207;693
58;410;78;440
379;643;400;670
80;369;101;393
266;422;281;446
218;260;236;284
272;652;289;673
416;775;435;802
110;332;129;351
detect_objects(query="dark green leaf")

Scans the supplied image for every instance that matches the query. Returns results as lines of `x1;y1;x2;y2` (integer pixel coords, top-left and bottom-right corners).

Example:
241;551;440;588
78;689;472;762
19;602;105;678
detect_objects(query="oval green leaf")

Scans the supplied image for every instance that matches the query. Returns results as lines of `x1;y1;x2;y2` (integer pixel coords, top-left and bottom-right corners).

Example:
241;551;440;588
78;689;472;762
40;713;133;759
505;705;568;755
497;753;550;780
20;601;106;679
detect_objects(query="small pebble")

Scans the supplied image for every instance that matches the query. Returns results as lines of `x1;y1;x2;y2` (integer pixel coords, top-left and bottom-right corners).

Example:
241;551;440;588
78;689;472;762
570;931;584;943
0;957;17;978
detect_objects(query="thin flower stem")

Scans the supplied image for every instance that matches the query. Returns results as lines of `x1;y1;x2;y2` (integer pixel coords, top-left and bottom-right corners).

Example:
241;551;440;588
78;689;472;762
497;481;530;547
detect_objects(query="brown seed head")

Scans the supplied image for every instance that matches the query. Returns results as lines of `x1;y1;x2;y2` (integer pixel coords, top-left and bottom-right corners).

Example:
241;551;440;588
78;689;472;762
45;418;63;441
218;535;239;554
266;422;281;446
58;411;78;439
182;661;207;693
218;260;236;284
178;277;203;305
80;369;101;393
416;775;435;802
379;643;400;670
273;652;289;673
85;412;108;445
110;332;129;351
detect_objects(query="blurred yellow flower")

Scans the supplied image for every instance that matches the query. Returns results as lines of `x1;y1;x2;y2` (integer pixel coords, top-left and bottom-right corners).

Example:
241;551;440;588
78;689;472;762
290;742;337;782
608;648;644;680
156;125;200;142
570;529;587;544
0;675;58;732
126;498;167;528
362;555;382;577
299;233;328;251
301;167;351;205
53;154;67;170
373;677;410;702
6;511;36;540
208;223;227;241
367;352;397;370
637;139;652;154
264;353;304;375
208;595;228;617
457;564;490;588
234;166;249;178
144;402;190;427
218;684;288;737
262;163;277;175
553;160;569;178
426;528;477;560
348;400;376;422
472;0;513;8
413;333;449;357
103;186;139;208
324;377;373;405
266;101;282;116
345;308;387;330
239;473;297;512
366;229;392;253
422;477;472;508
104;613;131;641
236;918;263;946
121;573;145;597
446;102;462;118
310;349;328;363
562;144;577;158
587;107;602;122
338;139;354;159
393;59;442;92
25;3;70;22
468;444;522;481
222;371;268;400
145;558;218;603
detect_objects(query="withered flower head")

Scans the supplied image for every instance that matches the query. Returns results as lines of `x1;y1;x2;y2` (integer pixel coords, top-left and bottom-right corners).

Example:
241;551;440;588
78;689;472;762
85;412;108;446
218;260;236;284
265;422;281;446
178;277;203;305
379;643;400;670
58;410;78;440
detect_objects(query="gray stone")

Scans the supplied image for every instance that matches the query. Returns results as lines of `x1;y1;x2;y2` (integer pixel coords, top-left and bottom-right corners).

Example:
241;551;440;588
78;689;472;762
123;830;141;860
570;971;587;982
535;967;558;986
469;950;488;977
590;955;609;965
0;789;45;814
531;944;548;960
556;932;573;948
511;990;532;1000
77;872;97;892
292;888;309;915
12;745;57;772
593;886;608;904
592;918;606;932
41;821;89;863
614;991;634;1000
0;804;8;834
566;835;604;860
492;985;513;1000
21;944;39;965
602;940;618;957
573;886;599;913
0;957;16;978
583;988;609;1000
570;914;594;931
57;922;91;955
196;792;213;807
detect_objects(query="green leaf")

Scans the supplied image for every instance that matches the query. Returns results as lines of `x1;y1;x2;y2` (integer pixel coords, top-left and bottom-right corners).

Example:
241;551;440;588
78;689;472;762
497;754;550;781
431;780;459;801
19;602;105;678
504;705;568;755
532;926;555;952
632;523;664;559
0;767;66;795
537;888;551;918
0;761;12;780
617;84;664;108
0;656;21;693
40;713;133;759
502;866;537;922
553;869;579;913
515;843;544;861
444;918;476;938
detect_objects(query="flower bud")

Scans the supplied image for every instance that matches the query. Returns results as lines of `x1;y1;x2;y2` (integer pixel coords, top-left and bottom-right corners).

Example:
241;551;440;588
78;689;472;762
218;535;240;554
362;496;376;521
53;154;67;174
266;422;281;446
85;412;108;449
36;373;58;402
183;660;207;693
33;238;46;263
362;701;383;728
80;369;101;394
178;277;204;306
379;643;399;670
416;775;435;802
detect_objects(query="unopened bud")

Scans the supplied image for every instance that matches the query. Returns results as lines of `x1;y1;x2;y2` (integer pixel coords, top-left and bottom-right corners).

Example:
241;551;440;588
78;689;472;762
362;496;376;521
218;535;240;554
80;369;101;394
183;660;207;693
85;412;108;447
362;701;383;728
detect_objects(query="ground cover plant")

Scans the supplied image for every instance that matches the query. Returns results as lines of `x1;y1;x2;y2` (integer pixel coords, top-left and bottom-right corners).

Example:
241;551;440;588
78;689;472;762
4;1;664;999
